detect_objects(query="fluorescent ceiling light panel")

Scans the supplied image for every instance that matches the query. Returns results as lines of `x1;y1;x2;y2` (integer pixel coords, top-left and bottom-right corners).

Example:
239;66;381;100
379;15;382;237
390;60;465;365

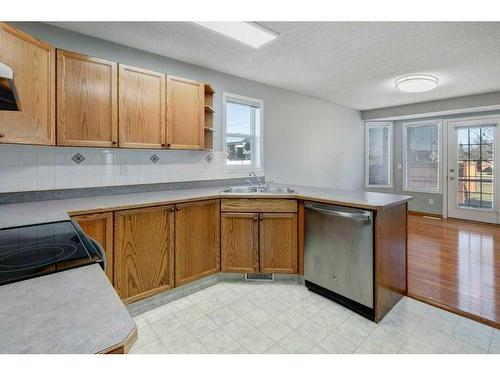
194;22;278;48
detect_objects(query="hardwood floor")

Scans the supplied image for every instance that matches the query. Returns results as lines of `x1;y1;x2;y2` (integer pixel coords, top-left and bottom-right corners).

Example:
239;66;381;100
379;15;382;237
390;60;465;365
408;213;500;328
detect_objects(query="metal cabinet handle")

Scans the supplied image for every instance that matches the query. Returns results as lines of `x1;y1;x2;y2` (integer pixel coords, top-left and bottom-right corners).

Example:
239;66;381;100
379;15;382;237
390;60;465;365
305;204;371;222
253;215;258;221
176;207;181;211
170;207;175;212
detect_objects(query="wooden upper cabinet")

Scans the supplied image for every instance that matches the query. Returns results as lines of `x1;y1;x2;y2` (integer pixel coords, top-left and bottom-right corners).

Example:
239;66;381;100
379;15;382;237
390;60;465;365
175;199;220;286
119;65;166;148
56;49;118;147
0;23;55;145
166;76;204;150
72;212;114;283
221;213;259;273
259;213;298;274
114;205;174;303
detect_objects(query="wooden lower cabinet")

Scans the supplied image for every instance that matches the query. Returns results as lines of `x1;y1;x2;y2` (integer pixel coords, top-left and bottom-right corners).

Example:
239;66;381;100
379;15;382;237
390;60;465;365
114;205;174;303
72;212;114;283
259;213;298;274
221;210;298;274
175;199;220;286
221;213;259;273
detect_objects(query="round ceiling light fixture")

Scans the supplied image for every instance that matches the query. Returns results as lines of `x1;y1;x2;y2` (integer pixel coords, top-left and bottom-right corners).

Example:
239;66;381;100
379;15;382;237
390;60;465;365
395;74;439;93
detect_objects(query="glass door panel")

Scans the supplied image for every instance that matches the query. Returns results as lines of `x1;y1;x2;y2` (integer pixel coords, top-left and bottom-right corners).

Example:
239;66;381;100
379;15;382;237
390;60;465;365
456;126;495;210
447;117;499;224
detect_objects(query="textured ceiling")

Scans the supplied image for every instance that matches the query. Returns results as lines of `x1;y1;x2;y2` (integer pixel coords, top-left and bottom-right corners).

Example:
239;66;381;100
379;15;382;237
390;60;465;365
47;22;500;110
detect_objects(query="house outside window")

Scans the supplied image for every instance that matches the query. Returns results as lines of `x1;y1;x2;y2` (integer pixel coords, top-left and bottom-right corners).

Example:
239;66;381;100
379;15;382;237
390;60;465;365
403;120;441;193
365;122;393;188
223;92;263;171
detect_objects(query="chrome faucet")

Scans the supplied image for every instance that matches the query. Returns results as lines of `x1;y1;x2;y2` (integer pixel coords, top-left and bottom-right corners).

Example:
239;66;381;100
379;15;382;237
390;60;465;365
247;171;262;187
247;171;273;190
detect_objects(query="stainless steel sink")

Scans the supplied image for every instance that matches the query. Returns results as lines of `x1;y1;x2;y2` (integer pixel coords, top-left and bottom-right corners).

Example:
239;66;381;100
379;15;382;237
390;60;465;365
220;186;295;194
221;186;259;193
260;187;295;194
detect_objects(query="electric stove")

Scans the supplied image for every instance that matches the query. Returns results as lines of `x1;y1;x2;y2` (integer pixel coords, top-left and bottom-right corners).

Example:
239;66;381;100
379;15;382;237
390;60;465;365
0;220;104;286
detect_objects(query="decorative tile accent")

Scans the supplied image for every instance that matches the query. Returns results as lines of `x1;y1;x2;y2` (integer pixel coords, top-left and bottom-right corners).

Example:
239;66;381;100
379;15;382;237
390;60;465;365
150;154;159;163
205;154;213;163
71;153;85;164
0;144;258;193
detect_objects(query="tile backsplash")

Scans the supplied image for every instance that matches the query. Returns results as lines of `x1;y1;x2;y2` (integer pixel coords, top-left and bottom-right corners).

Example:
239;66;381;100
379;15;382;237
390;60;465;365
0;144;256;193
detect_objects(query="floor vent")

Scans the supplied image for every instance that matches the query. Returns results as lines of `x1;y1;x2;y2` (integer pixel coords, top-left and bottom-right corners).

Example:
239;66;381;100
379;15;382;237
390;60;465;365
245;273;274;282
422;215;442;220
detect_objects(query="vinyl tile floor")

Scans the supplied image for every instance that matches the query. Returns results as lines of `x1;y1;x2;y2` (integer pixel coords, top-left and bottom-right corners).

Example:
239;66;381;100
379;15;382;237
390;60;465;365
129;282;500;354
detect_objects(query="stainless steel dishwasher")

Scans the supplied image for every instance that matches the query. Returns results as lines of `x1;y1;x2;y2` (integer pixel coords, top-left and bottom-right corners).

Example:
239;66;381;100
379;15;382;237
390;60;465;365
304;202;374;320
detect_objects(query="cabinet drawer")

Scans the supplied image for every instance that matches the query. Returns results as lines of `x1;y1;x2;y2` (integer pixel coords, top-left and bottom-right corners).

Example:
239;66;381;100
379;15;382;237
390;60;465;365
221;199;297;213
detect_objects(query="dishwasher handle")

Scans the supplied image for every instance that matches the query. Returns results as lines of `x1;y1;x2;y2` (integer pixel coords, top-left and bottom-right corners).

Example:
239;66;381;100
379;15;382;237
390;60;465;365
305;204;372;223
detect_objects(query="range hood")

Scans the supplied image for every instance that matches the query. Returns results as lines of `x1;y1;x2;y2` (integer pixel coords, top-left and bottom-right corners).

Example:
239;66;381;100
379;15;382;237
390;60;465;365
0;62;20;111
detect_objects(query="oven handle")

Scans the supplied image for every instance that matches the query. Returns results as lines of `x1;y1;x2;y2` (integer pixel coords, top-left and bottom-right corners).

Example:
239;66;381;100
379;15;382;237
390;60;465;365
88;237;107;272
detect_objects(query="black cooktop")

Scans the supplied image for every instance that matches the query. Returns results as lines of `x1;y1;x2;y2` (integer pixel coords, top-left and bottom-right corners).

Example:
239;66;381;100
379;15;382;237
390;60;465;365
0;220;101;286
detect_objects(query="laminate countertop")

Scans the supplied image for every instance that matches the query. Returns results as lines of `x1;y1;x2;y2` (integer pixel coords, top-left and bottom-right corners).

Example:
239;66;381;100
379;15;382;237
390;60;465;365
0;264;136;354
0;184;412;229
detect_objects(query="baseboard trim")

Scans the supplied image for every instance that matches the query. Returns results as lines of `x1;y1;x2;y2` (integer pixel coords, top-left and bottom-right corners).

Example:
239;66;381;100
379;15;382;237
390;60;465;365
408;210;443;218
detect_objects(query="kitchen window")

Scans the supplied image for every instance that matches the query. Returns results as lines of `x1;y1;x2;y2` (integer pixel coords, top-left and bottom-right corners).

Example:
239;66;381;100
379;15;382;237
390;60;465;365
223;92;263;171
403;120;441;193
365;122;393;188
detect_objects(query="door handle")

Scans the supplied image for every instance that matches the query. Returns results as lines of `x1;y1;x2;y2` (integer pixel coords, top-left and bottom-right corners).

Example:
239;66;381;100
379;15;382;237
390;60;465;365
449;169;456;180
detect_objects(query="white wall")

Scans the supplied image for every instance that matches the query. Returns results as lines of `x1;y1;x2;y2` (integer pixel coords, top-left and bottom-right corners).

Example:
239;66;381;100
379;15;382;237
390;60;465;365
265;97;364;189
0;22;364;193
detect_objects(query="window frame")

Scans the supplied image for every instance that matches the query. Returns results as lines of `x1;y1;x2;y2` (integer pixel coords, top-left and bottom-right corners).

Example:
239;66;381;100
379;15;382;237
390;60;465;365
402;119;442;194
365;121;393;189
223;92;264;172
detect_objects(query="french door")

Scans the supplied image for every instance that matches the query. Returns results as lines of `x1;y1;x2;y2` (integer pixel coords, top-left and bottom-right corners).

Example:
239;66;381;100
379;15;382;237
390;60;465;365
446;116;500;223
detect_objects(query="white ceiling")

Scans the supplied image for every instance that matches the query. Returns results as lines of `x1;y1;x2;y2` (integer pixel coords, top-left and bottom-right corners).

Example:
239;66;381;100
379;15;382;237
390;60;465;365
48;22;500;110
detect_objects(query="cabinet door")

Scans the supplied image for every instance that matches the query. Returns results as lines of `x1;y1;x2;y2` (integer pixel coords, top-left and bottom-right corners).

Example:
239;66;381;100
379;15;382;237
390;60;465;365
221;213;259;273
259;213;298;274
114;205;174;303
57;49;118;147
175;199;220;286
73;212;114;283
119;64;166;148
166;75;204;150
0;23;55;145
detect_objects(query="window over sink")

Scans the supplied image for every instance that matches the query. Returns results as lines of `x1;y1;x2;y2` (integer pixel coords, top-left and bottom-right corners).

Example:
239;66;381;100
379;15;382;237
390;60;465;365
223;92;263;171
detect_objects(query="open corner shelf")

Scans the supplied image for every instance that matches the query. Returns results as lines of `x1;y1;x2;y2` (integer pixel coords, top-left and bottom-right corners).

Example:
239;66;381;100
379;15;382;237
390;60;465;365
204;84;215;95
203;83;215;151
204;105;215;113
